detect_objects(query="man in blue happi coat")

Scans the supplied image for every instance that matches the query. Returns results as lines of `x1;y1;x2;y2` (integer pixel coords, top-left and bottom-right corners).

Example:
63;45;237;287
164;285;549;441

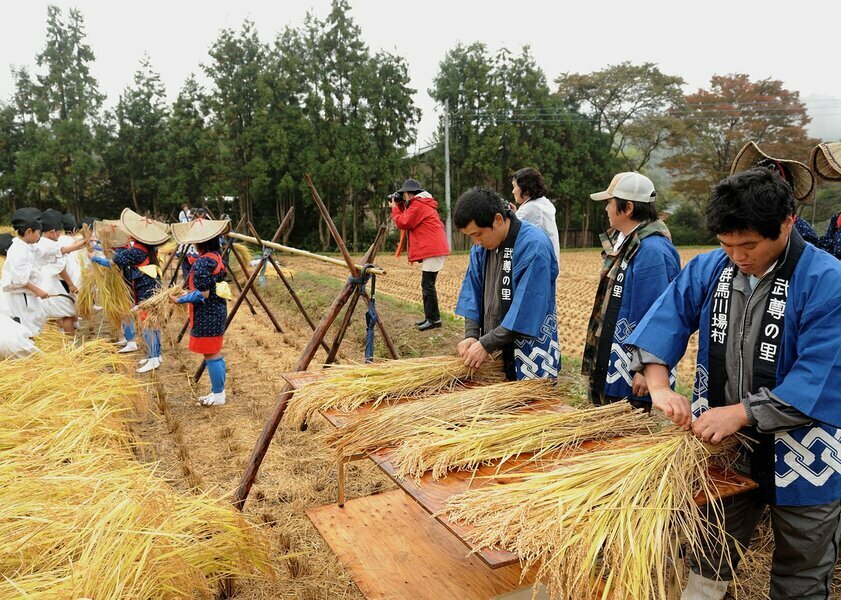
454;187;560;380
627;168;841;600
582;172;680;409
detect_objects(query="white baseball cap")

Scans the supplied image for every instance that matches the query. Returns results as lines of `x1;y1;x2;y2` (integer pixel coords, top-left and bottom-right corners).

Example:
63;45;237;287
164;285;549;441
590;172;656;203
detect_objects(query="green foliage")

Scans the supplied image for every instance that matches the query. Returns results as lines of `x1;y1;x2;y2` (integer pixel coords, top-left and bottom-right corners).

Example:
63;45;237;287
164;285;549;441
665;204;716;246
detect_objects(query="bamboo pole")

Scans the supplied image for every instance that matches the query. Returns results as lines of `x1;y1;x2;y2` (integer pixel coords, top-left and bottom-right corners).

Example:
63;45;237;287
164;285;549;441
226;231;385;276
232;225;388;511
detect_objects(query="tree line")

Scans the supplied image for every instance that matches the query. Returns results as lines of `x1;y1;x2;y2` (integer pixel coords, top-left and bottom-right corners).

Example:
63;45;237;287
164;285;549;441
1;1;833;251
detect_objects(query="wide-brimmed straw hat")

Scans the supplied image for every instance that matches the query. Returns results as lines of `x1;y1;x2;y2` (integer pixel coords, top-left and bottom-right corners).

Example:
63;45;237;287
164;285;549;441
94;219;130;248
810;142;841;182
171;219;230;245
730;141;815;203
119;208;170;246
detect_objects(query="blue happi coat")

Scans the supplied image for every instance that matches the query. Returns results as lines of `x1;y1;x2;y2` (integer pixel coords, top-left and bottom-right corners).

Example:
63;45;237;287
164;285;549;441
455;220;560;379
627;244;841;506
602;235;680;401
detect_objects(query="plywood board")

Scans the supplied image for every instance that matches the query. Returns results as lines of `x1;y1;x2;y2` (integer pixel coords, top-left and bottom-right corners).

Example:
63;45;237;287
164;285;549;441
307;489;534;600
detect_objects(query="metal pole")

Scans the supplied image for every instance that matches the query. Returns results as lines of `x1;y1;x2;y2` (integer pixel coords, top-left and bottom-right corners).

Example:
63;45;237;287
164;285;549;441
444;99;452;248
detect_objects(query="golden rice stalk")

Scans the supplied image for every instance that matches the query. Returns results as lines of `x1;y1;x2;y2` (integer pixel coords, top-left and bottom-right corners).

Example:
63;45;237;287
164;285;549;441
76;253;105;322
0;225;14;235
0;337;277;597
101;261;134;330
326;379;560;458
135;284;185;332
444;430;738;600
285;355;506;427
392;402;657;481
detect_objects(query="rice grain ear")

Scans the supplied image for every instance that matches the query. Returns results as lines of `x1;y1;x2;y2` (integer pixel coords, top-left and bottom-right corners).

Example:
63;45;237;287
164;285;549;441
391;402;656;481
135;284;185;332
443;430;740;600
283;354;506;427
326;379;562;460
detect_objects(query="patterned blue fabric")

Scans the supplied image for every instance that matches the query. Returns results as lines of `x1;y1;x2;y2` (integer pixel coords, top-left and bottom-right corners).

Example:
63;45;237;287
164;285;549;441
627;244;841;505
456;220;561;380
818;213;841;260
603;235;681;401
143;329;161;359
112;245;159;303
794;217;818;246
189;253;227;338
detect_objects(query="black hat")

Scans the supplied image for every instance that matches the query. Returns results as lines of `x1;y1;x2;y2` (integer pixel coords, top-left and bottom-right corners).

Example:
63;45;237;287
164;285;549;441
0;233;12;255
11;207;42;233
395;178;424;194
63;212;77;232
41;208;65;232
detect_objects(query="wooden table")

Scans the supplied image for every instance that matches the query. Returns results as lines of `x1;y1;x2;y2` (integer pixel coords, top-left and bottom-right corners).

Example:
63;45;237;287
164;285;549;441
283;369;758;571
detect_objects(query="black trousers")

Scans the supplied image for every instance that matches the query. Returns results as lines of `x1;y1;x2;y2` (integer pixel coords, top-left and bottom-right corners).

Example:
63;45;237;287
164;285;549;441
421;270;440;322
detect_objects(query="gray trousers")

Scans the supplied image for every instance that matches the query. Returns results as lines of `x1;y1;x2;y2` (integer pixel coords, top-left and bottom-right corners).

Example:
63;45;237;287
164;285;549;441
692;490;841;599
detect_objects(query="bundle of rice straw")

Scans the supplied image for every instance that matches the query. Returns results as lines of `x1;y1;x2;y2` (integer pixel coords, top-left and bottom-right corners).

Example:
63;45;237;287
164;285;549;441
135;284;185;331
392;401;657;481
326;379;560;459
285;354;506;427
444;430;737;600
0;337;276;598
78;226;134;329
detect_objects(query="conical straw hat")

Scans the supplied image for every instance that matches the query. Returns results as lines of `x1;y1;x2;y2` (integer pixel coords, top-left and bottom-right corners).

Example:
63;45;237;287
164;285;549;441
810;142;841;182
119;208;170;246
94;219;130;249
171;218;230;245
731;141;815;203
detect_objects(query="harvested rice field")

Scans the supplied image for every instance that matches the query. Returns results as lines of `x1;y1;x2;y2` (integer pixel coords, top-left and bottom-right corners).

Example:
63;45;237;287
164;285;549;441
283;248;709;388
14;249;839;599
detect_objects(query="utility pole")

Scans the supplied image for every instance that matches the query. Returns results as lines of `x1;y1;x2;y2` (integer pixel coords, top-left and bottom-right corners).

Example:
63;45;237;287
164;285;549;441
444;99;452;248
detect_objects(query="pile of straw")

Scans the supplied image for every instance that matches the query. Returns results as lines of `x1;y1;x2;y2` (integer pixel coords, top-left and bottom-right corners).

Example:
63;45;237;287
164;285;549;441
285;355;506;427
0;337;276;597
326;379;559;459
392;402;656;481
444;430;737;600
135;284;185;331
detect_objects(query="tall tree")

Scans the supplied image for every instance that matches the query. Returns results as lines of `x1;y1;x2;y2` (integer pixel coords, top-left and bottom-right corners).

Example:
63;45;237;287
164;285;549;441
164;76;213;214
33;6;105;217
555;62;685;171
108;56;169;216
431;44;617;248
203;20;268;223
663;74;818;208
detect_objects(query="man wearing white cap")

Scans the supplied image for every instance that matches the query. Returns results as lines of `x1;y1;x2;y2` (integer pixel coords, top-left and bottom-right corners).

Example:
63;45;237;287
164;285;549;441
582;172;680;408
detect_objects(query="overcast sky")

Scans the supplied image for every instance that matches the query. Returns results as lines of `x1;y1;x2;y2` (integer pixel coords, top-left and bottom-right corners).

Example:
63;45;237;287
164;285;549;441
3;0;841;146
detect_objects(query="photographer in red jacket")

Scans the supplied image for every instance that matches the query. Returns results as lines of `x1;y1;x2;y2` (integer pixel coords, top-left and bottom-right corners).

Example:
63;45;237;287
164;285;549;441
390;178;450;331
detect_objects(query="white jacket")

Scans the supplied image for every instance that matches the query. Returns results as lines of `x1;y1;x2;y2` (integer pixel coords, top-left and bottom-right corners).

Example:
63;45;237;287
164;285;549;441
516;196;560;268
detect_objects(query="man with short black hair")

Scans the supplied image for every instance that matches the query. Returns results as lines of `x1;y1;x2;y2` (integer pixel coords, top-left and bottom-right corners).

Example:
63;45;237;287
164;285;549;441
454;187;560;380
583;172;680;408
627;167;841;600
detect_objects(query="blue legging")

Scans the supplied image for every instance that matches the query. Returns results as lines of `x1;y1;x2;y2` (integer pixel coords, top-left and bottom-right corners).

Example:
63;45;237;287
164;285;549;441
206;356;226;393
123;320;136;342
142;329;161;359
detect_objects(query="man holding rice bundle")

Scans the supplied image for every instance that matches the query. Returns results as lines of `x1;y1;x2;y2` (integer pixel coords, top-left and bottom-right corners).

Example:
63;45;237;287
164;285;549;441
582;172;680;409
170;218;232;407
627;168;841;600
90;209;168;373
454;187;560;380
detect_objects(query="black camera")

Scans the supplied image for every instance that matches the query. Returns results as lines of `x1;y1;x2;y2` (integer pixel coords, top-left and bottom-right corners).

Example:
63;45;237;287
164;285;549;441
387;191;405;206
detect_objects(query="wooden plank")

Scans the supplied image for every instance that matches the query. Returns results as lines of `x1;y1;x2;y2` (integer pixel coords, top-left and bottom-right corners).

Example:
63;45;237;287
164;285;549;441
306;489;534;600
281;370;328;390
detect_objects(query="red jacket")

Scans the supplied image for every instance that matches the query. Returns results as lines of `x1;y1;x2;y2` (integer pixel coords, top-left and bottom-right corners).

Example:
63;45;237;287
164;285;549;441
391;192;450;263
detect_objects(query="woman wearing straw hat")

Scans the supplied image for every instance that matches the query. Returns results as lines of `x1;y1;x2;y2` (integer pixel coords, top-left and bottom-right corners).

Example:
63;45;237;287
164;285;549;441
731;140;821;245
91;209;169;373
811;142;841;260
170;219;231;407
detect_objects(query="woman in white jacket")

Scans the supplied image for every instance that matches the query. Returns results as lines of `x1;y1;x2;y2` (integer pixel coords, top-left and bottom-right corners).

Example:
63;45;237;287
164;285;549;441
511;168;560;267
